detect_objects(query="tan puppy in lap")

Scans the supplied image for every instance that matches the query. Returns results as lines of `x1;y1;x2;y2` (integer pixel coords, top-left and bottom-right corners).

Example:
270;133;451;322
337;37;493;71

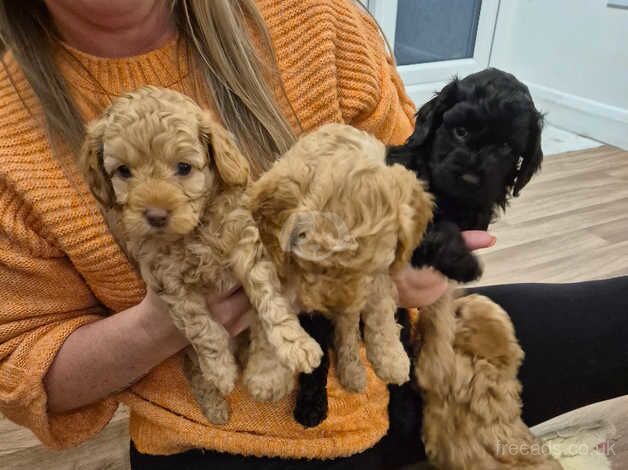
417;292;562;469
79;86;322;423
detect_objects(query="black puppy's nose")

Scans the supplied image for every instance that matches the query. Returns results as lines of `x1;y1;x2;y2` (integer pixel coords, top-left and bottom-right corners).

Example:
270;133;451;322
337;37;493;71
144;207;169;228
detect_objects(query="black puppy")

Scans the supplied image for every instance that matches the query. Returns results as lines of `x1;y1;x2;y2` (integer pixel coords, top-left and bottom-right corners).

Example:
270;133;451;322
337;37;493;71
294;68;544;430
388;67;544;282
387;67;544;457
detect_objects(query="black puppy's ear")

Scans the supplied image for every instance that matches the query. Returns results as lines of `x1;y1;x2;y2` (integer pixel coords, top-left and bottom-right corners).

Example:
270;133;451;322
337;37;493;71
409;78;460;146
513;112;544;196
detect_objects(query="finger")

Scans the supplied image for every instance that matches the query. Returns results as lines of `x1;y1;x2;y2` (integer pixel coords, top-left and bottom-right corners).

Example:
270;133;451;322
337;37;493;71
399;279;448;308
225;310;254;336
209;290;251;325
393;265;448;307
399;266;447;290
462;231;496;251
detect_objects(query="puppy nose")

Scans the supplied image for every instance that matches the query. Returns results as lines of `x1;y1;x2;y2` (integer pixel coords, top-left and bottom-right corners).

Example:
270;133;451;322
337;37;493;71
144;207;169;228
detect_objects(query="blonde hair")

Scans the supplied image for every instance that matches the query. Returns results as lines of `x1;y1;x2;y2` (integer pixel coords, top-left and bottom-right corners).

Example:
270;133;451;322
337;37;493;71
0;0;297;174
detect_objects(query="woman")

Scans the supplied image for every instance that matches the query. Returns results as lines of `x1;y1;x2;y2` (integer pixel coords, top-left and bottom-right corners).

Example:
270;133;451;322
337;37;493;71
0;1;626;469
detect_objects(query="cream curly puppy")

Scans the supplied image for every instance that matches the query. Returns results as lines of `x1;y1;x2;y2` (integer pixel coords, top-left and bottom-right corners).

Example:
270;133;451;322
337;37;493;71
247;124;434;392
416;292;562;469
79;86;322;423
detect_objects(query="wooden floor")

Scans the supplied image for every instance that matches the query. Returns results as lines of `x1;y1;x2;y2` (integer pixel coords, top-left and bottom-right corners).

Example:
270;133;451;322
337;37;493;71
0;408;130;469
473;145;628;286
472;145;628;470
1;146;627;469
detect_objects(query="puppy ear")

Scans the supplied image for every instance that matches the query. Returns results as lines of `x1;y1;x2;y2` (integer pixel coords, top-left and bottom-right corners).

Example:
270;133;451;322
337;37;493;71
513;112;544;196
392;166;434;269
198;112;250;187
247;169;302;267
409;78;459;146
279;211;358;262
248;170;300;228
79;120;115;208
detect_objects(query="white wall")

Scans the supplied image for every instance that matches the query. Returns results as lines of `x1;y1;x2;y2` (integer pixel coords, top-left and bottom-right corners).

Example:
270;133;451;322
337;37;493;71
490;0;628;149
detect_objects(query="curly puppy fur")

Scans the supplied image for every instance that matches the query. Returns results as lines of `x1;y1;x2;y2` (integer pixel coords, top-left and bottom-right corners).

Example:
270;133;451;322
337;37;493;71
247;124;434;425
79;86;323;423
416;292;561;470
388;67;544;283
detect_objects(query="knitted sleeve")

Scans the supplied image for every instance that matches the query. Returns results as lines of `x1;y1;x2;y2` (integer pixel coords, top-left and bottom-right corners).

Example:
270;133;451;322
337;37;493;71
0;182;118;449
262;0;416;145
334;1;417;145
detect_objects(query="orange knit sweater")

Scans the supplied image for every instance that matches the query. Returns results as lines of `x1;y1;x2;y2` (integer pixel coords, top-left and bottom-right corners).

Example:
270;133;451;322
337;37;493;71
0;0;415;459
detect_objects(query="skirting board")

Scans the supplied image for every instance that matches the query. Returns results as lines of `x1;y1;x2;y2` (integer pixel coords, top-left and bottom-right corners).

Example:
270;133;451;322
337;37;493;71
404;79;628;150
527;82;628;150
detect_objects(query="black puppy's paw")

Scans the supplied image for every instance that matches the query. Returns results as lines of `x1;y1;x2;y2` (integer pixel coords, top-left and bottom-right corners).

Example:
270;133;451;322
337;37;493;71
439;243;483;282
294;391;328;428
413;222;483;283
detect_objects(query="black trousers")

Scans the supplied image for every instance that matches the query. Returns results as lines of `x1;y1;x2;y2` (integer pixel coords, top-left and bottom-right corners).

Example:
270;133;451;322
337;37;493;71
131;276;628;469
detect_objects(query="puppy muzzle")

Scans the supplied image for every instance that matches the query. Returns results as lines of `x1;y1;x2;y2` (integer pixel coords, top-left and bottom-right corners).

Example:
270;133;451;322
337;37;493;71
124;180;203;236
144;207;170;228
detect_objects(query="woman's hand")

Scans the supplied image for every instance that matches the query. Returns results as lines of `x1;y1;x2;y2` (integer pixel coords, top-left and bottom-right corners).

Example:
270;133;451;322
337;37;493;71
141;286;253;339
206;287;253;336
393;231;496;308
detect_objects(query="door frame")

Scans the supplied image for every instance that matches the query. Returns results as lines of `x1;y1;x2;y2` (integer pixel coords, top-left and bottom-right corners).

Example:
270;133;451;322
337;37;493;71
364;0;501;104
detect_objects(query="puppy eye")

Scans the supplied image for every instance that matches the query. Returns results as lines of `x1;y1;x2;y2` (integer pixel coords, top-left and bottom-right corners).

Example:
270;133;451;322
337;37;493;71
453;126;469;139
116;165;132;179
176;162;192;176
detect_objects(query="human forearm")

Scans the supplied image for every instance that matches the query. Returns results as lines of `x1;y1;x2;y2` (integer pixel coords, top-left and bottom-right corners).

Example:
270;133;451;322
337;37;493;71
44;296;188;413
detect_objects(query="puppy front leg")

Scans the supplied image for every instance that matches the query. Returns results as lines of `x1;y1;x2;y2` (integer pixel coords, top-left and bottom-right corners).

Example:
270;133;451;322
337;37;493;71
183;348;230;424
294;314;332;427
415;291;457;467
361;275;410;385
229;221;322;374
243;316;295;402
333;310;367;392
412;221;482;283
162;291;238;397
414;288;457;396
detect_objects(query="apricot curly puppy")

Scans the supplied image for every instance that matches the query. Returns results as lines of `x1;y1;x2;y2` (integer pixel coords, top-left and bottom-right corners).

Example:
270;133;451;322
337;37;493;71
248;124;433;395
416;292;561;469
79;86;322;423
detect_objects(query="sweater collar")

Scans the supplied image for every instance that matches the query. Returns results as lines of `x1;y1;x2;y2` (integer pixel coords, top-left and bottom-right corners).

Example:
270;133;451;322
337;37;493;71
55;34;192;97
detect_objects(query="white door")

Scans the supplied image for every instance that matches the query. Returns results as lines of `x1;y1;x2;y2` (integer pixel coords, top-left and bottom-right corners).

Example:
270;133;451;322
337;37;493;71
364;0;500;106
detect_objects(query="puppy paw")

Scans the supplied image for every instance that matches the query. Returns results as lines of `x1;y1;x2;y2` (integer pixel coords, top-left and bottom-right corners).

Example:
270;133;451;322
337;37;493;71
336;358;367;392
370;347;410;385
216;365;239;396
294;391;328;428
244;364;295;402
449;252;483;283
186;367;231;425
199;396;231;425
278;335;323;374
433;241;483;283
416;222;483;283
198;357;239;397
